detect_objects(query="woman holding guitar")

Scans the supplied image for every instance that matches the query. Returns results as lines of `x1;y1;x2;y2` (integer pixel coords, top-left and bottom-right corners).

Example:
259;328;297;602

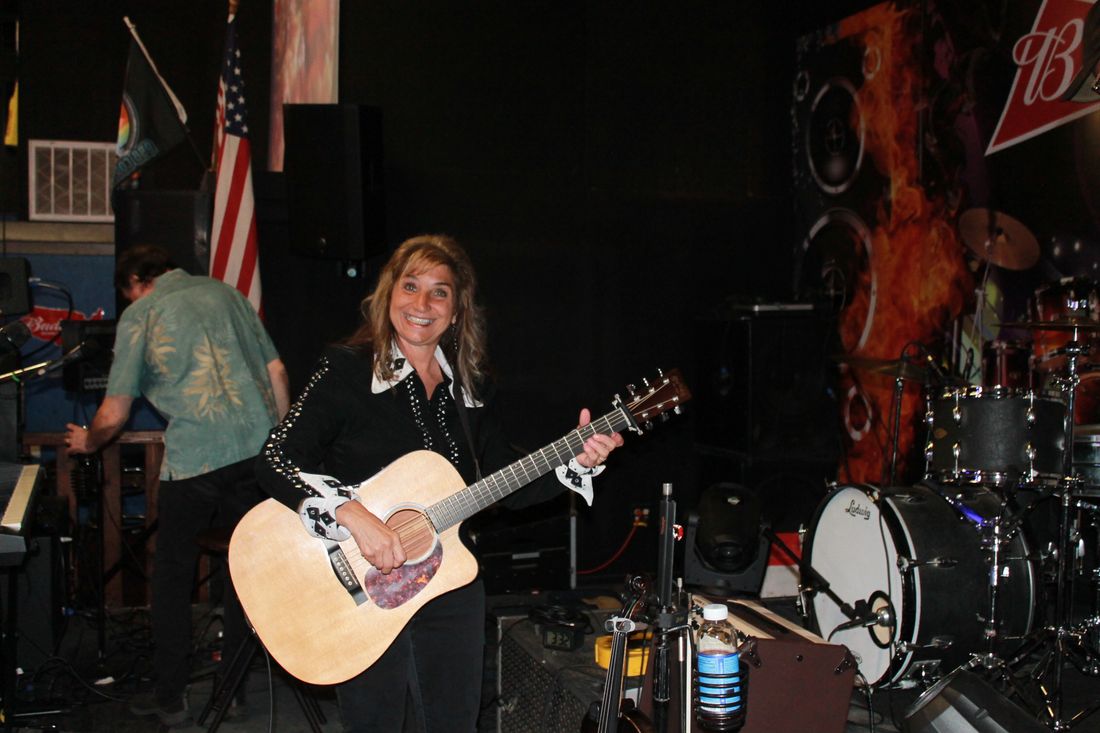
254;234;623;732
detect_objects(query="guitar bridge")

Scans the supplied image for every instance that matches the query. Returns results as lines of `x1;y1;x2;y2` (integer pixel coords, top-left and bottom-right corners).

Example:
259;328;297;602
327;542;368;606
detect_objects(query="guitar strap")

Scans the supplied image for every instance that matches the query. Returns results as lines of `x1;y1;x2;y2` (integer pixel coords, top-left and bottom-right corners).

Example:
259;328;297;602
451;371;483;480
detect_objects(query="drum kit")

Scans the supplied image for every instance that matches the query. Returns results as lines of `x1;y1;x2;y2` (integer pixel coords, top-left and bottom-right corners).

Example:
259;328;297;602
803;233;1100;727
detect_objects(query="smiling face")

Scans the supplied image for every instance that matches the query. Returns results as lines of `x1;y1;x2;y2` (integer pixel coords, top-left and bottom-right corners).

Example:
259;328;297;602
388;263;456;354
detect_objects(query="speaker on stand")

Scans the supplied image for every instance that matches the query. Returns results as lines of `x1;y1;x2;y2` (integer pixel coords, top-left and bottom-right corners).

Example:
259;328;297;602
283;104;386;269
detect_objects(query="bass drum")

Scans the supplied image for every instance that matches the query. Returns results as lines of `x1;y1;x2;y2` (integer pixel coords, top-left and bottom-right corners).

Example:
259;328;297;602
805;484;1036;687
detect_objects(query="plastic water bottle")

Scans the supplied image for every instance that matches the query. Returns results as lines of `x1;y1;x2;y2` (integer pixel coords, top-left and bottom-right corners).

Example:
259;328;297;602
696;603;745;731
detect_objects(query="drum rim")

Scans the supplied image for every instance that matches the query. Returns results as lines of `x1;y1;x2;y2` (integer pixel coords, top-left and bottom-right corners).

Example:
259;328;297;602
935;386;1063;401
928;468;1063;489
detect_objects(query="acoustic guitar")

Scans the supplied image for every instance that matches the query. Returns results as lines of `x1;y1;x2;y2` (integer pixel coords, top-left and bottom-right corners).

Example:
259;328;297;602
229;369;690;685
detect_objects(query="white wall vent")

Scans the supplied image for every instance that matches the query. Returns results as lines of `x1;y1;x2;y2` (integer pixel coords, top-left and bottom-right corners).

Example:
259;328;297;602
28;139;118;222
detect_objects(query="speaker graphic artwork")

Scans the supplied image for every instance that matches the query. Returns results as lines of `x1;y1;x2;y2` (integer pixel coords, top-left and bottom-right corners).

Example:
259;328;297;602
792;4;972;484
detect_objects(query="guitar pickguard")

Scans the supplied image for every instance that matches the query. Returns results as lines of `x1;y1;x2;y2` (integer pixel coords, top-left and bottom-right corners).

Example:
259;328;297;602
362;541;443;609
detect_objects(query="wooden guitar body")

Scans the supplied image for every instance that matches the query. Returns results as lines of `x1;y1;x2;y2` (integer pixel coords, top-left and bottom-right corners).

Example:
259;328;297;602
230;451;478;685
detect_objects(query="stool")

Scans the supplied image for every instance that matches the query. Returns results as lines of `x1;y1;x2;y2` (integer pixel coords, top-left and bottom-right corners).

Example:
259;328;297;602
194;526;326;733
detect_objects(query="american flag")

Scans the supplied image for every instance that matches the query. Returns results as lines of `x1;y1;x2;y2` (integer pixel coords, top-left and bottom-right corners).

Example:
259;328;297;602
210;14;261;312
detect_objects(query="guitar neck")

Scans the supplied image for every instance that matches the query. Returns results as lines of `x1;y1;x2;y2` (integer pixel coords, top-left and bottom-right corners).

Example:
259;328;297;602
426;407;631;531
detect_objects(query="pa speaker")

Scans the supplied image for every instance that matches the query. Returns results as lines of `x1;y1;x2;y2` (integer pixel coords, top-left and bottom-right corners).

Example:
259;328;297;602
284;104;385;260
901;670;1047;733
693;309;838;462
0;258;30;316
113;189;212;276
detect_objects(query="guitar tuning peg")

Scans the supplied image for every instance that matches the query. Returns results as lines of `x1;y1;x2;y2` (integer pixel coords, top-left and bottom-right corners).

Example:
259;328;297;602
656;368;665;378
642;377;651;388
644;420;655;431
673;405;683;415
626;383;637;396
659;412;670;422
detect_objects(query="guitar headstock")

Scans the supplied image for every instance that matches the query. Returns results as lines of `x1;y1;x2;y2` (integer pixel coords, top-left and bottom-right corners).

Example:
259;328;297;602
618;368;691;434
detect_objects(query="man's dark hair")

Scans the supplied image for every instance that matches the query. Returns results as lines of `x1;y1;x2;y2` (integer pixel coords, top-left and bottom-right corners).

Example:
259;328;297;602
114;245;175;290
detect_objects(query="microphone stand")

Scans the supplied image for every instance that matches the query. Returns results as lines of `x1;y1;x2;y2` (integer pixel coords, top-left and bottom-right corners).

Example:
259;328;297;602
643;483;692;733
763;527;861;625
0;342;90;384
888;359;906;487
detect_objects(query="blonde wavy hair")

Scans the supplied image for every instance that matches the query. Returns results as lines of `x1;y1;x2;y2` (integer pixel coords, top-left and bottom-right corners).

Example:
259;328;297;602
346;234;488;399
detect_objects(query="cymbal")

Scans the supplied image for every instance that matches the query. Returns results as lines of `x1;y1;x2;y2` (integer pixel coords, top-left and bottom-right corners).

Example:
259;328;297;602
832;354;929;381
958;208;1040;270
999;319;1100;332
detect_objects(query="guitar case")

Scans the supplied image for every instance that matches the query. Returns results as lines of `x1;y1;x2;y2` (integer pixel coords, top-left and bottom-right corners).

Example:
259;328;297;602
722;599;856;733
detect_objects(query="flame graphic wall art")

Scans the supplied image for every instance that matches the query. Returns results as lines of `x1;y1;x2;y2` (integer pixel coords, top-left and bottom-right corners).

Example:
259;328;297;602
798;1;973;484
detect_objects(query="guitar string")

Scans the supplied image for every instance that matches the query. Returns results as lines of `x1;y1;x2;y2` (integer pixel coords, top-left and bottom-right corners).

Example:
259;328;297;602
343;411;633;571
382;415;621;536
335;385;682;578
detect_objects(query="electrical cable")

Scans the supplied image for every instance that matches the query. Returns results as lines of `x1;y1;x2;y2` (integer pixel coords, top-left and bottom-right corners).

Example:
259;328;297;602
576;523;639;575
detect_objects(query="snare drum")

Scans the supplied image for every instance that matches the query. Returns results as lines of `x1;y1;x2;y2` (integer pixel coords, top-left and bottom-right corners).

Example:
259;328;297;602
925;387;1066;487
1030;277;1100;370
805;484;1036;686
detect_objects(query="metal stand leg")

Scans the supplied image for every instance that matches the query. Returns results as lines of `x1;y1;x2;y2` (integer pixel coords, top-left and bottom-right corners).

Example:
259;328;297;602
196;625;324;733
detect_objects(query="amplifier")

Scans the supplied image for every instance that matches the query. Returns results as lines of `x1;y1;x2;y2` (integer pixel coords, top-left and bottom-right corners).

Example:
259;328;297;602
60;319;115;393
694;596;856;733
494;610;602;733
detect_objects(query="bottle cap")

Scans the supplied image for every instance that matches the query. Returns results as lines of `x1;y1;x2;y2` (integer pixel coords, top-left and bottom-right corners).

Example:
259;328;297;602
702;603;729;621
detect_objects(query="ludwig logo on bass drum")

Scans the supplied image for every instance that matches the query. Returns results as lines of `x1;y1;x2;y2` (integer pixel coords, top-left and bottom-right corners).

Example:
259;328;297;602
844;499;872;520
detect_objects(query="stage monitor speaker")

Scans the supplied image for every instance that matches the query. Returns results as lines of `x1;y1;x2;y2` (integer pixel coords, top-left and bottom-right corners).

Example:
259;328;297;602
683;483;770;595
901;670;1047;733
284;104;385;261
0;258;30;316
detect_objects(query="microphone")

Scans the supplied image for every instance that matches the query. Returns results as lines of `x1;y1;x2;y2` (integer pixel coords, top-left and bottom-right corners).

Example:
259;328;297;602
0;320;30;352
35;340;103;376
832;596;896;634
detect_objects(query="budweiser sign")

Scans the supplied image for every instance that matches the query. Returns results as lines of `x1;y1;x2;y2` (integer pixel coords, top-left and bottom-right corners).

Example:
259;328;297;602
21;306;106;342
987;0;1100;155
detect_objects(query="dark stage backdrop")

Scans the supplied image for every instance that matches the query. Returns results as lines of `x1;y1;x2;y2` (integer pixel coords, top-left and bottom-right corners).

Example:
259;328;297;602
15;1;879;580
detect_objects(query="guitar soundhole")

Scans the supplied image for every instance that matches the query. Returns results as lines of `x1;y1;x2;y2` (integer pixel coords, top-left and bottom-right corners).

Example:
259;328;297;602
363;541;443;610
386;508;436;561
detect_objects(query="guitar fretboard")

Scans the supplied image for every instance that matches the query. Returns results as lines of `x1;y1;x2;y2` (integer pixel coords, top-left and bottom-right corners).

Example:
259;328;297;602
426;408;631;531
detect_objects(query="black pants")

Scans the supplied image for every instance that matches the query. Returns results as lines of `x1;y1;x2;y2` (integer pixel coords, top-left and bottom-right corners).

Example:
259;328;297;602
151;457;263;705
336;579;485;733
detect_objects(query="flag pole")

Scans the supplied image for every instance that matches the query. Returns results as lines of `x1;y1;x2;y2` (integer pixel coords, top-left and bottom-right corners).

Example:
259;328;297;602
121;16;208;177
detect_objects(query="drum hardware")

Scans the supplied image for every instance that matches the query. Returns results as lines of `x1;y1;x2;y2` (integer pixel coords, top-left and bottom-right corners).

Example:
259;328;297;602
897;637;954;654
895;555;958;571
991;336;1100;729
885;342;963;486
1000;319;1100;332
